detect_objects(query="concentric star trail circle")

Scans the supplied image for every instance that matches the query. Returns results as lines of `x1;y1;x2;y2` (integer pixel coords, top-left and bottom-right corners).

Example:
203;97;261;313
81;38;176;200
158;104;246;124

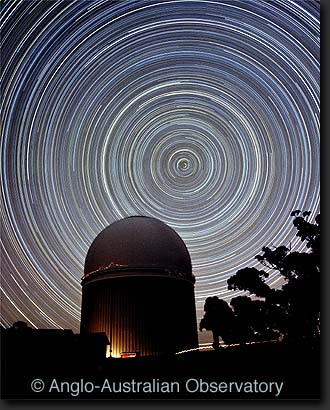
1;0;319;340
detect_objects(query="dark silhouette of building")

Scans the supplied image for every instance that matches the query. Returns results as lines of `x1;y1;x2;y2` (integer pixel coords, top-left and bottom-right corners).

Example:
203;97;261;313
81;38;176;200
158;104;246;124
80;216;198;357
1;323;109;368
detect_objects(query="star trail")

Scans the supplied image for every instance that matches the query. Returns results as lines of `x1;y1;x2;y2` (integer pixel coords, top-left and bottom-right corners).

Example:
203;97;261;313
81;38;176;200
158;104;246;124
0;0;319;339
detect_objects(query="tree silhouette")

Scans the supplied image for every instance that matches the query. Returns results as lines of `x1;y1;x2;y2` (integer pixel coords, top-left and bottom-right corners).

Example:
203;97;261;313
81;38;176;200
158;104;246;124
252;211;320;342
229;296;280;342
200;211;320;347
199;296;237;348
227;267;273;299
12;321;30;330
229;296;255;343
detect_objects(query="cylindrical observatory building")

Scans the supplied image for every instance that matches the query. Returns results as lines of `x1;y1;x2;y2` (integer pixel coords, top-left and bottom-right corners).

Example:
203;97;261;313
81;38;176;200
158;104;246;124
80;216;198;357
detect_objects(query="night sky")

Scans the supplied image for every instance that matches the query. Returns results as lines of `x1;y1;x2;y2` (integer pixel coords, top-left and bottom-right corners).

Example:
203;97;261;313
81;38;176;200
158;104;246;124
1;0;319;343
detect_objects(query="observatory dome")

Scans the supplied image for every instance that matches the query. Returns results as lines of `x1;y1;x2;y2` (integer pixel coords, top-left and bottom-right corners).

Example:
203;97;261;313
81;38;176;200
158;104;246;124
81;216;198;357
84;216;192;278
